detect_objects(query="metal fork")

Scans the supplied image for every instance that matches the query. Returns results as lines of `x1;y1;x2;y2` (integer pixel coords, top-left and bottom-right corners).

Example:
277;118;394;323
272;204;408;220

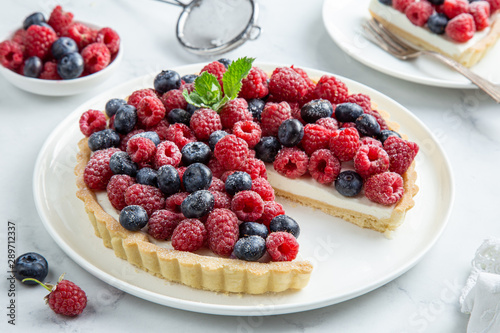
363;18;500;103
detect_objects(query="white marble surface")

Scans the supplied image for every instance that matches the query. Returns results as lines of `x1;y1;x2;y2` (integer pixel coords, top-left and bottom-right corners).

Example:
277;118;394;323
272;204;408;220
1;0;499;332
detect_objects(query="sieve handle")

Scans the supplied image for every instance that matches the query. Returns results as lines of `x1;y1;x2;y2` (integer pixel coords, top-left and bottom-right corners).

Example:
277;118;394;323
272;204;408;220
151;0;191;8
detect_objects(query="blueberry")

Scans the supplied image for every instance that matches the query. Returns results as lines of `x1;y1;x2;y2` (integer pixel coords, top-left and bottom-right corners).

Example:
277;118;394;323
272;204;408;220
131;131;161;146
225;171;252;196
57;52;84;79
23;56;42;78
217;58;232;68
154;70;181;94
248;98;265;121
181;74;198;83
335;103;364;123
300;99;333;123
269;215;300;238
185;103;200;115
254;136;282;163
183;163;212;193
119;205;149;231
180;190;214;218
51;37;78;60
23;12;46;30
105;98;127;118
208;130;229;151
427;0;444;5
428;13;448;35
234;236;266;261
356;114;381;137
114;104;137;134
278;119;304;147
335;171;363;197
88;129;120;151
239;222;269;239
378;129;402;144
167;108;191;126
181;141;211;165
14;252;48;285
157;165;181;196
136;167;158;187
378;0;392;5
109;151;138;176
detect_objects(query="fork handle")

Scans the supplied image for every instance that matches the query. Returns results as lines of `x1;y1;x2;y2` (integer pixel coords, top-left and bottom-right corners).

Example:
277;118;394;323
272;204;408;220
424;51;500;103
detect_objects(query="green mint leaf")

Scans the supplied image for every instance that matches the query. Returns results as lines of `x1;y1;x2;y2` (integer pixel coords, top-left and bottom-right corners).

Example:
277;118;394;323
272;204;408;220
193;71;222;105
212;96;230;113
183;90;206;108
222;57;255;100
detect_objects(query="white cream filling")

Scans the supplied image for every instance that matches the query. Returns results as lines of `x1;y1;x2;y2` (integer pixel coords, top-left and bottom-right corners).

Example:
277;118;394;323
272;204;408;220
369;0;495;56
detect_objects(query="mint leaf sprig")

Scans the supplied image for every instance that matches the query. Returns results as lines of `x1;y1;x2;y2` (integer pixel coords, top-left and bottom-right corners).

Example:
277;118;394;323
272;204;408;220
183;57;255;112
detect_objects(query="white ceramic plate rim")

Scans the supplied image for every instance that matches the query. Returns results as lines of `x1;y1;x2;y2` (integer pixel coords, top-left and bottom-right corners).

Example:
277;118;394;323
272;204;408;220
33;62;454;316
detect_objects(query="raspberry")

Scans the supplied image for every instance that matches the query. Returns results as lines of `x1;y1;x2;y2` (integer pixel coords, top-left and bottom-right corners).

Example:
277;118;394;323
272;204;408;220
190;108;222;140
25;25;57;60
136;96;166;127
344;94;372;113
126;136;156;164
239;66;269;99
0;41;23;70
214;134;249;170
237;157;267;180
146;119;169;141
180;82;195;94
260;102;292;136
200;61;226;89
268;67;312;104
147;209;183;240
316;117;339;132
393;0;416;12
95;27;120;54
273;147;309;179
308;149;341;185
107;174;135;210
208;157;226;178
79;110;107;137
11;29;26;47
443;0;469;19
154;140;181;168
171;219;207;252
83;148;120;190
251;177;275;201
232;120;262;148
340;122;356;129
313;75;348;105
291;65;316;89
63;22;96;49
81;43;111;74
258;201;285;228
486;0;500;12
364;172;404;205
219;98;253;129
230;190;264;221
266;232;299;262
406;1;434;26
329;128;360;162
446;13;476;42
290;102;306;125
127;89;157;109
211;190;231;209
119;129;144;151
353;144;390;179
365;109;389;130
164;123;196;150
469;1;491;31
160;89;187;114
165;192;189;214
46;279;87;317
208;177;225;192
383;136;419;175
48;5;74;36
360;136;383;148
220;170;237;183
206;208;239;256
125;184;165;216
301;124;332;155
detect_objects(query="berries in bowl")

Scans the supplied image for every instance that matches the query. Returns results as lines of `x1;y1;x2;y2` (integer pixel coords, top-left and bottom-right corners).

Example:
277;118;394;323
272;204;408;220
0;5;122;96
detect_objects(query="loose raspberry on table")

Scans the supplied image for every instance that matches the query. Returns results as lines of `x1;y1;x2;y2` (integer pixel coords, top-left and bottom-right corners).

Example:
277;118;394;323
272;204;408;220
406;1;434;26
171;219;207;252
107;174;135;210
266;231;299;262
206;208;239;257
360;136;383;148
0;41;24;70
48;5;74;36
393;0;416;13
25;25;57;60
211;190;231;209
469;1;491;31
239;66;269;99
127;89;157;109
260;101;292;136
313;75;348;105
147;209;183;240
301;123;332;155
268;67;312;104
190;108;222;140
208;177;225;192
165;192;189;215
329;128;360;162
119;129;144;151
308;149;341;185
237;157;267;180
63;22;95;50
446;13;476;42
364;172;404;205
81;42;111;74
125;184;165;216
136;96;166;128
354;144;390;179
200;61;226;89
79;109;107;137
154;140;181;168
214;134;249;170
344;93;372;113
231;190;265;222
47;279;87;317
316;117;339;132
383;136;419;175
208;157;226;178
443;0;469;19
83;148;120;190
219;98;253;129
273;147;309;179
126;136;156;164
258;201;285;228
232;120;262;149
164;123;196;150
160;89;188;114
251;177;275;201
96;27;120;54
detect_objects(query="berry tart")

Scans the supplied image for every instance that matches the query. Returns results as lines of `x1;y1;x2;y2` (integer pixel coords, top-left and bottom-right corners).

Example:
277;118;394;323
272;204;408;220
75;58;418;294
369;0;500;67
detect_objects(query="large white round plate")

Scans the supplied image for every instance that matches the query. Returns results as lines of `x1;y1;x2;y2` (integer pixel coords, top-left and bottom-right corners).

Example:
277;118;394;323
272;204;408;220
33;62;454;316
322;0;500;88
